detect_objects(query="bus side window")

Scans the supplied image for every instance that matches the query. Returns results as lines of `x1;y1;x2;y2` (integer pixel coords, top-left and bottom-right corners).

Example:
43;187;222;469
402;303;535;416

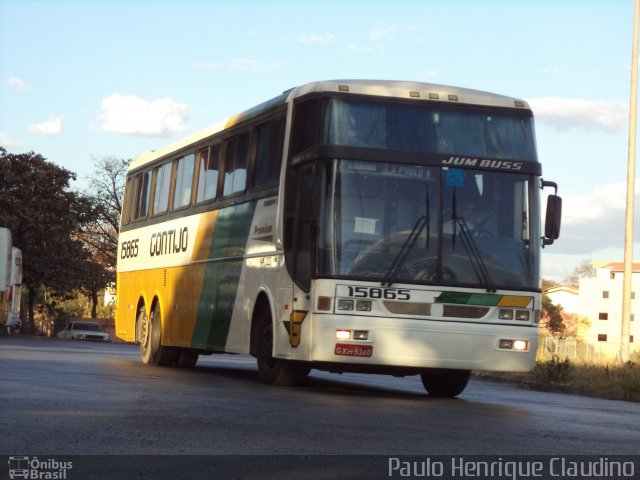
152;162;172;215
196;144;220;203
132;170;151;222
290;99;320;156
223;131;249;196
253;117;284;188
173;153;195;210
121;176;134;226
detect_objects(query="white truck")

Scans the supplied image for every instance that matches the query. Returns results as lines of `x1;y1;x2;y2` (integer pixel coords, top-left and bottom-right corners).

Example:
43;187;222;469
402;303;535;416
0;228;22;332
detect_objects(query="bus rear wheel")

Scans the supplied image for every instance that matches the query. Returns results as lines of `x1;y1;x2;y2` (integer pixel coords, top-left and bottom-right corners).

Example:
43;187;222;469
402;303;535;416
420;369;471;397
254;307;309;386
139;303;177;366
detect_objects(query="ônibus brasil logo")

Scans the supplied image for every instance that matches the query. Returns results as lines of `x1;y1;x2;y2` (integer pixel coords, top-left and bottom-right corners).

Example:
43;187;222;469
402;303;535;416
8;456;73;479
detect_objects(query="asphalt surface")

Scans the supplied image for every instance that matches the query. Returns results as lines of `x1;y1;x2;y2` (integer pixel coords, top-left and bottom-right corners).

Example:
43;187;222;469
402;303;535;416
1;337;639;479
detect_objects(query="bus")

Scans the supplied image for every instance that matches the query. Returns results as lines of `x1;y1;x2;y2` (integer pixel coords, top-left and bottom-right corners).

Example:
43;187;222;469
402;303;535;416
115;80;561;397
0;228;22;332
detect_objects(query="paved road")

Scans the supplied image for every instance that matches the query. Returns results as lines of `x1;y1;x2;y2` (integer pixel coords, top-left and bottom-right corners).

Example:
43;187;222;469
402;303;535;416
1;337;639;478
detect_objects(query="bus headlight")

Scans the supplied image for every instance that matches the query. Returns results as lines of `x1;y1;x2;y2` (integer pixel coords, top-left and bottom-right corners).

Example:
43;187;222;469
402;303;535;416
513;340;529;351
499;339;529;351
336;329;352;340
356;300;371;312
337;299;354;311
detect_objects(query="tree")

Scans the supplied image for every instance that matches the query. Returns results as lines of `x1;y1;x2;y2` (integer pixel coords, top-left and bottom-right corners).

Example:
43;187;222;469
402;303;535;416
541;294;566;337
78;258;113;318
564;259;595;287
0;148;99;332
76;157;129;317
80;157;130;271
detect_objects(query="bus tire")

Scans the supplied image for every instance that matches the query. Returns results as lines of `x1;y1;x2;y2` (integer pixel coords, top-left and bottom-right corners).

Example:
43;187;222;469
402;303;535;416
176;349;199;368
140;302;177;366
254;307;309;386
420;369;471;397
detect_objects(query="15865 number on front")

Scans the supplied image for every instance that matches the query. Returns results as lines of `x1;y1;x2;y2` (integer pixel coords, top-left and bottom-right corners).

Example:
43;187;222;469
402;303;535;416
339;285;411;301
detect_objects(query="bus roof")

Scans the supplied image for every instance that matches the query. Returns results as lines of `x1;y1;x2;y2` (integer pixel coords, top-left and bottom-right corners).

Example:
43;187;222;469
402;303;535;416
128;79;531;172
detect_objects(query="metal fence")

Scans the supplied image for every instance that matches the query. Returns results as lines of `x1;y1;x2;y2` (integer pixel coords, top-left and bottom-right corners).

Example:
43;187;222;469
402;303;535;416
537;336;613;363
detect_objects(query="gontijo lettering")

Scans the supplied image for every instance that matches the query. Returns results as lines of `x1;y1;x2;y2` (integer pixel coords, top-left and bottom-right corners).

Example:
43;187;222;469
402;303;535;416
150;227;188;257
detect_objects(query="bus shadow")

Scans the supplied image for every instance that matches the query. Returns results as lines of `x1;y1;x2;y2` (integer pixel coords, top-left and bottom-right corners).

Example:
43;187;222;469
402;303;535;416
193;360;454;402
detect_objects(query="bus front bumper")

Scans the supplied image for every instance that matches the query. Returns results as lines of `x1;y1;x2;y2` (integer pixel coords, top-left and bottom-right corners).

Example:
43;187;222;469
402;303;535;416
307;314;539;373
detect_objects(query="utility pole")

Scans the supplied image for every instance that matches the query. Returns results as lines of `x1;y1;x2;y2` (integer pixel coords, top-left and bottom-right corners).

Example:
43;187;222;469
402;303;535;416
621;0;640;363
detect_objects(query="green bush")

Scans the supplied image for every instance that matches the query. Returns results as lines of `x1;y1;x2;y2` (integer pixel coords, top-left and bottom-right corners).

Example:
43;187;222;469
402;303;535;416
533;354;574;382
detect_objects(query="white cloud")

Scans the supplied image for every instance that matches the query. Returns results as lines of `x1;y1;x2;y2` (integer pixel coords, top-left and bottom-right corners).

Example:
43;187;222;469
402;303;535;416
193;58;284;73
229;58;260;72
0;132;21;149
541;66;567;75
548;180;640;256
193;61;221;71
28;116;63;136
7;77;28;91
370;22;398;42
297;32;336;45
94;94;190;137
346;22;423;55
345;43;376;54
562;182;627;224
529;97;628;133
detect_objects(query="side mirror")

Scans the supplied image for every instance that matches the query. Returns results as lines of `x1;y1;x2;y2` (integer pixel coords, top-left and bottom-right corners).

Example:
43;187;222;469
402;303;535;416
544;194;562;245
541;180;562;246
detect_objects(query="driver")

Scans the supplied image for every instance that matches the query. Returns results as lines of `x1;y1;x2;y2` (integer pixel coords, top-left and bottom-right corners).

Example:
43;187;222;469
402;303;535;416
443;189;478;235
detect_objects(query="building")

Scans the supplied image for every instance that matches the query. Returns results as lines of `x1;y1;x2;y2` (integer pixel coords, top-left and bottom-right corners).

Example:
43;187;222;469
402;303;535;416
577;261;640;357
545;285;579;314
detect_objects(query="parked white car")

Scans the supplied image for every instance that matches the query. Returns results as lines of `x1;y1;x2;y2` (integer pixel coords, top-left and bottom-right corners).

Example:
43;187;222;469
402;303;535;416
57;321;111;342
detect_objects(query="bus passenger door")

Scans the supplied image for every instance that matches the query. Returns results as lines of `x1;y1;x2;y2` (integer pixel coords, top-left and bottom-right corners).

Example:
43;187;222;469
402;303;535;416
281;162;320;360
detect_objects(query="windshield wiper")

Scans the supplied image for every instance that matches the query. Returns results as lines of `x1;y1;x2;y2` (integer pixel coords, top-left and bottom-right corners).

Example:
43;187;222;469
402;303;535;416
454;217;496;293
382;215;427;287
382;185;432;287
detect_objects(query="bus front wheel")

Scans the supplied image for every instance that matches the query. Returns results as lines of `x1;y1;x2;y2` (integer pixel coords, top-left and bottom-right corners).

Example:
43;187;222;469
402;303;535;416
420;369;471;397
254;308;309;386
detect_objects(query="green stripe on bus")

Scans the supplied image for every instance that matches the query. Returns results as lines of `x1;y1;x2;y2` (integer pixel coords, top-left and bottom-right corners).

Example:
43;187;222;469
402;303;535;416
435;291;501;306
192;201;257;349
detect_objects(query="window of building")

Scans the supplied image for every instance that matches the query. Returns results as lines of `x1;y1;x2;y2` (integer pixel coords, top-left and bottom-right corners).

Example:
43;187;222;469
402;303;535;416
152;162;172;215
610;272;615;279
632;292;636;300
173;153;195;210
597;334;607;342
631;335;635;343
132;170;152;221
598;312;608;320
223;132;249;196
602;291;609;299
196;145;220;203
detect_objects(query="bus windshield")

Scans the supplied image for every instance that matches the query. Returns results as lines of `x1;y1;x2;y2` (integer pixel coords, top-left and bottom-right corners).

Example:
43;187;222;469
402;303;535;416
318;159;540;290
322;98;537;160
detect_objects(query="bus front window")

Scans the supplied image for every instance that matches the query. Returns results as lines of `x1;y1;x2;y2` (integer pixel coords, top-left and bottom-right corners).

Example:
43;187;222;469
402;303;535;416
439;168;540;290
319;160;540;291
322;160;438;281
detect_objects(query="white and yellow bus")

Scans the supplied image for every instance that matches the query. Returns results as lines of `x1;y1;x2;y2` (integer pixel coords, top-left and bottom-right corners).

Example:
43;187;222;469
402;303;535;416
116;80;561;397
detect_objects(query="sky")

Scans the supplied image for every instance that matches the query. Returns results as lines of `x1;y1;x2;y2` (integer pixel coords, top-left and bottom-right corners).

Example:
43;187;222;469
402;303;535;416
0;0;638;282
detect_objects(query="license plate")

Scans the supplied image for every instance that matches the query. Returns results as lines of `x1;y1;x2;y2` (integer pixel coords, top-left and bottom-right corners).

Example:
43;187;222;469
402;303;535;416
334;343;373;357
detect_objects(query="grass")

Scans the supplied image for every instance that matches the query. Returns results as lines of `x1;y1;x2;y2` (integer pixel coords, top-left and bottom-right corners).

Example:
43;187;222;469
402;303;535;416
476;352;640;402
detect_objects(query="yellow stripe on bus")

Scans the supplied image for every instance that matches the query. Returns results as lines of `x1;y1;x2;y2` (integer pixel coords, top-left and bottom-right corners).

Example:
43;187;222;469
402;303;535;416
497;296;533;308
